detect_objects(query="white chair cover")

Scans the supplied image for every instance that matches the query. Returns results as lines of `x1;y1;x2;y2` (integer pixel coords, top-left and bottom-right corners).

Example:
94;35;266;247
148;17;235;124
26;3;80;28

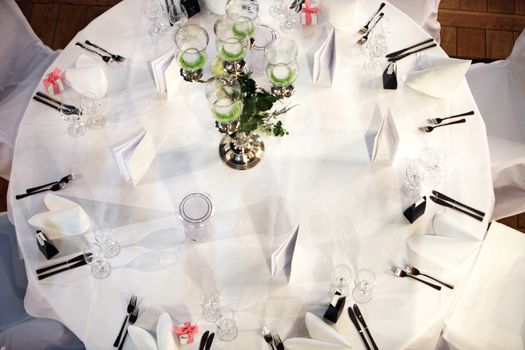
0;213;85;350
440;222;525;350
0;0;58;180
466;29;525;220
387;0;442;42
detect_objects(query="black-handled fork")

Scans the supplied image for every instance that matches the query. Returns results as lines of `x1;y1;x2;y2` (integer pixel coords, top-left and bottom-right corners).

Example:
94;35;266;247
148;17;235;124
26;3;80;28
113;295;138;347
85;40;126;62
359;2;386;34
427;110;475;125
16;182;66;200
419;118;466;133
26;174;74;194
273;333;284;350
117;308;139;350
391;265;441;290
404;264;454;289
76;42;113;63
357;13;384;45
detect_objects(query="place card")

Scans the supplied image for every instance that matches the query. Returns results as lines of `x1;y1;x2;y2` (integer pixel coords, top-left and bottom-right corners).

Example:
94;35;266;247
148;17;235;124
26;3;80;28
366;108;399;165
150;50;177;97
112;129;156;185
271;225;300;277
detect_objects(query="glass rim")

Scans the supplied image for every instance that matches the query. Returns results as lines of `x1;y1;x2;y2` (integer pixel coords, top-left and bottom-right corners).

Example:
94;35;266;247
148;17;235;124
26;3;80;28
264;38;298;65
252;24;277;51
174;24;209;51
179;192;214;225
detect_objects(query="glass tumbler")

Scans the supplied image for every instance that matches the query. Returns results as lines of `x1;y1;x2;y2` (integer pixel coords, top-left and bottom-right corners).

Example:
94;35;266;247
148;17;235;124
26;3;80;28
179;192;215;242
142;0;164;19
166;3;188;28
84;243;111;279
214;16;250;66
402;159;426;199
216;307;238;341
329;264;353;297
264;38;299;97
200;291;222;322
420;148;447;186
80;92;105;129
205;78;243;126
352;268;376;303
94;223;120;258
174;24;209;81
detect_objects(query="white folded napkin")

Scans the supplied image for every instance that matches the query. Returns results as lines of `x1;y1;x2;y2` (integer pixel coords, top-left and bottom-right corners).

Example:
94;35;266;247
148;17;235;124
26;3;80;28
405;55;471;99
284;312;351;350
432;212;477;240
313;28;336;87
27;194;91;240
128;312;178;350
64;54;108;98
406;234;481;272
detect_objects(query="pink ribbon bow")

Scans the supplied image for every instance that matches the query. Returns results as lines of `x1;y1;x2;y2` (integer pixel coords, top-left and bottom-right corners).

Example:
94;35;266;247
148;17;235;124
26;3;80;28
173;322;199;343
43;68;63;93
301;0;319;25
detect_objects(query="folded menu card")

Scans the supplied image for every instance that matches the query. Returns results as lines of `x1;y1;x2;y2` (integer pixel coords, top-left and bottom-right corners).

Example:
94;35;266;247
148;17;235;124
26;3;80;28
313;27;336;86
366;108;399;164
150;50;179;98
28;194;91;240
112;129;156;185
271;225;300;277
405;55;471;99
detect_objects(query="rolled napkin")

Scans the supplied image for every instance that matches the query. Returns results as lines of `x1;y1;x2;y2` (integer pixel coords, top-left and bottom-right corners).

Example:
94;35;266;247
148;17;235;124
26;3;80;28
406;234;481;272
284;312;352;350
28;194;90;240
405;55;471;99
64;54;108;98
128;312;178;350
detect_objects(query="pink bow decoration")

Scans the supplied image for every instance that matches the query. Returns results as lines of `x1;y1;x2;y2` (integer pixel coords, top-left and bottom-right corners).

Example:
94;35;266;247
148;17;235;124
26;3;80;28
43;68;65;95
301;0;319;25
173;322;199;344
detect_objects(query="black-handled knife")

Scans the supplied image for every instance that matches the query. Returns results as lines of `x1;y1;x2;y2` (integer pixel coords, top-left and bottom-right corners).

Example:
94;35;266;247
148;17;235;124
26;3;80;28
429;196;483;222
388;43;437;62
199;331;209;350
386;38;434;58
353;304;379;350
204;332;214;350
348;307;371;350
36;253;87;275
431;190;485;218
37;259;87;280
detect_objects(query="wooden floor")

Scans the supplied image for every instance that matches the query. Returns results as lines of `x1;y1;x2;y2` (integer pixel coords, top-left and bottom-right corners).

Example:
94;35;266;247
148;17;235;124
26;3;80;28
2;0;524;232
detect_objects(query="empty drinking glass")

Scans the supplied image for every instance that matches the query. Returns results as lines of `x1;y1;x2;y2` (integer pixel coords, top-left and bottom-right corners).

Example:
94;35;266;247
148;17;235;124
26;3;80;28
166;3;188;28
149;14;172;37
402;159;425;198
329;264;353;297
420;148;447;186
80;92;105;129
363;33;387;75
142;0;164;19
352;268;376;303
94;223;120;258
216;307;238;341
174;24;209;81
179;192;215;242
264;38;299;98
200;291;222;322
84;243;111;279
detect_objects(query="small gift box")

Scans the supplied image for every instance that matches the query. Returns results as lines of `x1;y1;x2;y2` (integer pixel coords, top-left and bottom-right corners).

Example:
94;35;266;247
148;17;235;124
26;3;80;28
323;290;346;323
174;322;198;345
43;68;65;95
300;0;319;25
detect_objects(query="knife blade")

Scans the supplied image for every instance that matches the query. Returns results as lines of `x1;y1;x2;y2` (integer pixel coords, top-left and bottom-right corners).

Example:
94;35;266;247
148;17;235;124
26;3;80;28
204;332;214;350
429;196;483;221
348;307;371;350
198;330;209;350
431;190;485;218
353;304;379;350
37;259;88;280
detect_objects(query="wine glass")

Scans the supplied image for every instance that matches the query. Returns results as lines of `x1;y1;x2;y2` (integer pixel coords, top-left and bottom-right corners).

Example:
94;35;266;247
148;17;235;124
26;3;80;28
363;32;388;75
93;222;120;258
420;148;447;186
84;243;111;279
166;3;188;28
174;24;209;81
216;307;238;341
200;291;222;322
142;0;164;19
402;159;426;198
80;92;105;129
352;268;376;303
329;264;353;297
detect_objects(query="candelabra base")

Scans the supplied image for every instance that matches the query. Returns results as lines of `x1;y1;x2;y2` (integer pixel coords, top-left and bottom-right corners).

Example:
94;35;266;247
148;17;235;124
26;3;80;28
271;84;295;98
219;132;264;170
180;68;203;82
223;59;247;75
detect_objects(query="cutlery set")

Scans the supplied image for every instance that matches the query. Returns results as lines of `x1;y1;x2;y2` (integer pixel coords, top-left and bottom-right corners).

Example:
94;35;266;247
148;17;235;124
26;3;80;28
391;263;455;290
419;110;474;133
75;40;125;63
261;324;284;350
32;91;82;115
348;304;378;350
35;252;90;280
199;330;215;350
114;295;139;349
430;190;485;221
357;13;385;45
16;174;75;200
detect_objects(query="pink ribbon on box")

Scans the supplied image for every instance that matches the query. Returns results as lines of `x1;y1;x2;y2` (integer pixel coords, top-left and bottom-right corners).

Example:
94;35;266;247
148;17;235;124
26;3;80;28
173;322;199;344
301;0;319;25
43;68;64;95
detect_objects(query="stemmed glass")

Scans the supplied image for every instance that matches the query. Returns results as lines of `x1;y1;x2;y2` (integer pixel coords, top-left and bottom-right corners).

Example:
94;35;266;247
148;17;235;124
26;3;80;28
402;159;426;199
363;33;388;75
166;3;188;28
352;268;376;303
93;223;120;258
205;78;243;132
264;38;299;98
80;92;105;129
214;16;251;74
329;264;353;297
200;291;222;322
216;307;238;341
142;0;164;19
420;148;447;186
175;24;209;82
84;243;111;279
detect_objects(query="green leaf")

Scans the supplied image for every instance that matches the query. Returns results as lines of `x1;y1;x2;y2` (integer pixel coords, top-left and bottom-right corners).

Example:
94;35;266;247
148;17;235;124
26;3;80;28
256;97;273;111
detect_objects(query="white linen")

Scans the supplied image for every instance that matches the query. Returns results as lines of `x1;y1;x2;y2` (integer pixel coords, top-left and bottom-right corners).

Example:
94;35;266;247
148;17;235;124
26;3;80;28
466;29;525;219
64;54;108;98
405;55;471;99
128;312;177;350
284;338;351;350
7;1;495;349
387;0;442;42
27;194;90;240
128;326;158;350
442;222;525;350
431;212;478;240
305;312;351;347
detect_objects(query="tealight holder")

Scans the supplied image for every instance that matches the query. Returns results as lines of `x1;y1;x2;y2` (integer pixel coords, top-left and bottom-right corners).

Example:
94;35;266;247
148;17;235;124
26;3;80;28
264;38;299;98
214;16;251;75
175;24;209;82
225;0;259;41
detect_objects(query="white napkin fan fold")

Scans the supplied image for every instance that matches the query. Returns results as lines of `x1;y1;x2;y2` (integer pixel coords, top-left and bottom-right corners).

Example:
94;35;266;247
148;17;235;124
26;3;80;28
64;54;108;98
128;312;178;350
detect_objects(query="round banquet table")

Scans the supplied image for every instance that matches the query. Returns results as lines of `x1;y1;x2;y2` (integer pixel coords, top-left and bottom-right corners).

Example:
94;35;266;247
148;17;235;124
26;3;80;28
9;1;495;349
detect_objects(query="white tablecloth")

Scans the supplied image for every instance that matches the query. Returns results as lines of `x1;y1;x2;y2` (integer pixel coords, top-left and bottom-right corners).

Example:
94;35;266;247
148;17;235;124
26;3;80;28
8;0;495;349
